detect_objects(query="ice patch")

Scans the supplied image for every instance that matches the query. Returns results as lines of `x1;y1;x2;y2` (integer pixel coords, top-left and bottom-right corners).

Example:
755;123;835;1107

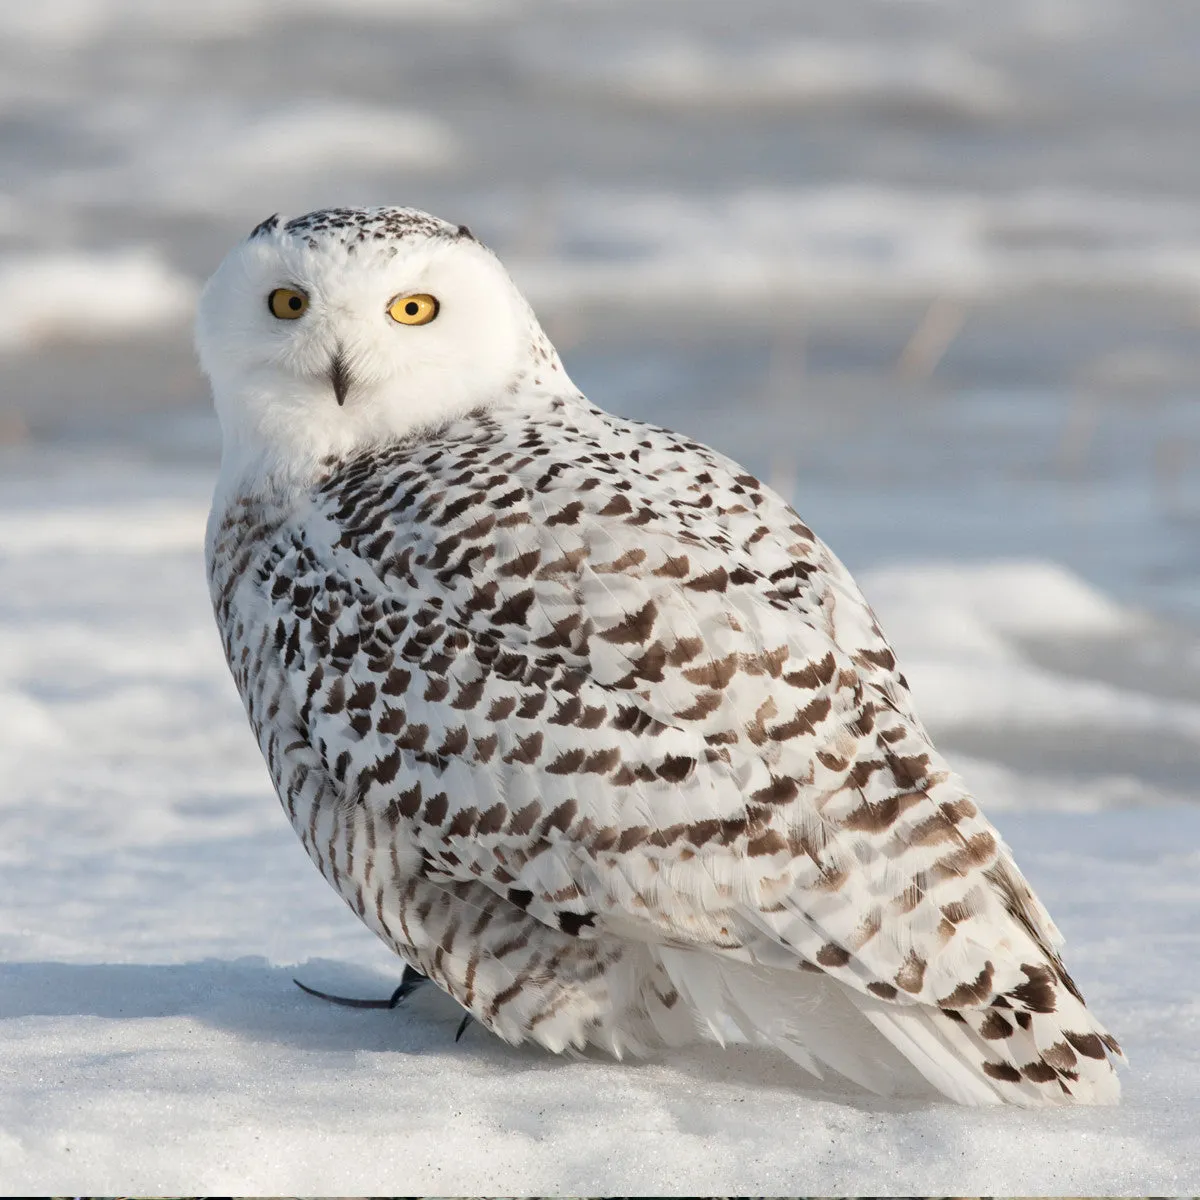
520;38;1013;116
0;250;195;351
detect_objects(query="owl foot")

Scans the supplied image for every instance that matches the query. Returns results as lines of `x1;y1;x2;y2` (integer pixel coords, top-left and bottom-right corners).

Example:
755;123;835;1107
293;962;428;1009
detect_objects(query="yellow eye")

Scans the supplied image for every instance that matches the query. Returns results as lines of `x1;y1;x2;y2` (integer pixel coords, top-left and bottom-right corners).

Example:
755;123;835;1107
388;293;439;326
268;287;308;320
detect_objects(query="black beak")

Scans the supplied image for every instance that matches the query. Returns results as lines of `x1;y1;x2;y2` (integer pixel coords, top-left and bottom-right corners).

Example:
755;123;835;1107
329;347;351;407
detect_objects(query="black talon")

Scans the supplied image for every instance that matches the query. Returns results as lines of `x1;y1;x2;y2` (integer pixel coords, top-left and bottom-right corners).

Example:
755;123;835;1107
454;1012;472;1042
293;963;428;1009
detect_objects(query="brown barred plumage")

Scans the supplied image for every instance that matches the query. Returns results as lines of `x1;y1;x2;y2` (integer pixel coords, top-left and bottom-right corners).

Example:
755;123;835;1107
201;206;1123;1105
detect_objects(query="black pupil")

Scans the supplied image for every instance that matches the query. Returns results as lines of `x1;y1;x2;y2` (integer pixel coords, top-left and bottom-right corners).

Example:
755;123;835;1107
288;295;302;311
405;301;420;316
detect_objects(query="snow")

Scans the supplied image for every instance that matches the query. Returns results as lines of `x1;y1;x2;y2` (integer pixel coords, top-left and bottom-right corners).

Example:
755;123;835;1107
1;450;1198;1194
0;251;195;351
2;0;1200;1184
0;0;521;44
8;185;1200;356
867;559;1131;639
864;561;1200;733
518;37;1015;116
504;186;1200;309
15;186;1200;352
42;100;458;216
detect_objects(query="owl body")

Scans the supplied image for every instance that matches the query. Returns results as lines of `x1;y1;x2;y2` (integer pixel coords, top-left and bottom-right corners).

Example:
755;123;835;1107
202;207;1122;1105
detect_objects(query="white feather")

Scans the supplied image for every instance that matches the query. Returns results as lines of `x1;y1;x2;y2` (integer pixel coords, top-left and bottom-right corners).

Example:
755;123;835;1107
202;205;1125;1110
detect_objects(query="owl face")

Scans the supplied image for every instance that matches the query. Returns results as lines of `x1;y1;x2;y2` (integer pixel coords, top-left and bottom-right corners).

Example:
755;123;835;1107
197;208;541;482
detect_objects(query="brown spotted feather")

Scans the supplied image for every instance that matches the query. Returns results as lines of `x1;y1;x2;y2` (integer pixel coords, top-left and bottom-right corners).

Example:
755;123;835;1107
209;395;1122;1104
204;202;1120;1101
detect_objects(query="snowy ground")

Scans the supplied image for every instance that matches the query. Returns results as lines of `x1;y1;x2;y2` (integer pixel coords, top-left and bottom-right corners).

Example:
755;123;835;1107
3;0;1200;1191
1;449;1198;1196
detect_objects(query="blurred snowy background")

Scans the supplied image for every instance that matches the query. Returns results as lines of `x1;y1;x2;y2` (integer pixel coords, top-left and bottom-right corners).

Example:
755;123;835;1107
2;0;1199;1193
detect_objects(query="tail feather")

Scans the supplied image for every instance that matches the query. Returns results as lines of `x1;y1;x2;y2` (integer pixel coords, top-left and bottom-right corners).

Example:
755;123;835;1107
652;944;1122;1106
845;992;1005;1105
957;991;1122;1105
656;947;934;1099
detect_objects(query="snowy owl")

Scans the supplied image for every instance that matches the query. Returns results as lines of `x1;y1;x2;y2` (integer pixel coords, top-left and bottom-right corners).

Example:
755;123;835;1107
200;206;1122;1106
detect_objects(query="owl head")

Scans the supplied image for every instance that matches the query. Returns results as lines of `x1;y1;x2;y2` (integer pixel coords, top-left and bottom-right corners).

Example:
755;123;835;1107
196;207;562;487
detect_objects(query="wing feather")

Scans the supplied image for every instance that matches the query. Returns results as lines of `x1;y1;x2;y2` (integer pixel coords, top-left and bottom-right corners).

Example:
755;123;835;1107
243;399;1119;1102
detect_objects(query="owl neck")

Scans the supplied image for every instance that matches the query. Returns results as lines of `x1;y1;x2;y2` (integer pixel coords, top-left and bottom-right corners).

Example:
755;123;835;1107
211;354;580;506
